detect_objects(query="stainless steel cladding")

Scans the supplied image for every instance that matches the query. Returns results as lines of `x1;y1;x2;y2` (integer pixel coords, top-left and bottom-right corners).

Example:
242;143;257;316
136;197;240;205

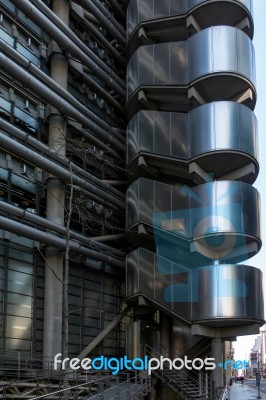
126;178;261;265
127;26;256;111
126;248;264;326
125;0;264;335
126;102;258;183
127;0;253;44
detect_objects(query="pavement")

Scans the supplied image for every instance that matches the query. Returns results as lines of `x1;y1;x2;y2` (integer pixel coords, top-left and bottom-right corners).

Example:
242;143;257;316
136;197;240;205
228;382;266;400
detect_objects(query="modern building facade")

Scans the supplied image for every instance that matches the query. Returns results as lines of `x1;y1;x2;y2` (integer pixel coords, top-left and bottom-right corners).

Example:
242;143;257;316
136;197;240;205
249;335;262;376
260;324;266;374
0;0;264;399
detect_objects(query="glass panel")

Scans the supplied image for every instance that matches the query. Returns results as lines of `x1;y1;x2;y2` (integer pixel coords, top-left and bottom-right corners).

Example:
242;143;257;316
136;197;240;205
139;111;153;152
139;46;154;86
154;44;170;84
171;113;188;159
0;0;16;12
139;179;153;223
10;249;33;264
17;10;42;36
154;112;170;156
0;28;14;46
170;0;187;14
7;270;33;296
9;259;33;274
127;52;139;99
0;97;12;114
127;116;138;162
12;172;36;194
14;107;38;133
154;0;170;18
127;0;139;38
0;166;9;181
0;245;4;256
16;43;40;67
5;338;31;352
170;42;188;84
7;293;32;318
138;0;154;21
5;315;32;339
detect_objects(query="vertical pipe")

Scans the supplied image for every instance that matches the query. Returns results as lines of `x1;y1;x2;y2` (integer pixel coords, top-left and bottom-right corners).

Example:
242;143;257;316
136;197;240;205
43;0;69;365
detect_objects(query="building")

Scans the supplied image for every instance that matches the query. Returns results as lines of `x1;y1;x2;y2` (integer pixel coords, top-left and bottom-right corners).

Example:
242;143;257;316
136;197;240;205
250;335;262;376
260;324;266;373
0;0;264;399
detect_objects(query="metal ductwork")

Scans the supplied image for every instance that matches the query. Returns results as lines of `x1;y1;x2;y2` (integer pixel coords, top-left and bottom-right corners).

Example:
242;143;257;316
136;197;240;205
0;201;125;258
0;50;124;152
74;0;126;44
81;13;126;67
0;131;124;210
0;118;123;198
106;0;126;21
11;0;125;97
0;215;124;268
91;0;126;36
31;0;125;86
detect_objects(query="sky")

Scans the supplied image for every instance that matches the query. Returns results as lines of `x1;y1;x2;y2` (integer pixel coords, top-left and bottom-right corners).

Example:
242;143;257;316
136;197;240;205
233;0;266;361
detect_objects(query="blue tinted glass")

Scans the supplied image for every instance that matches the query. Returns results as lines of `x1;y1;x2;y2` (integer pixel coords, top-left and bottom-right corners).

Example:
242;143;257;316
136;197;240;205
0;28;14;46
17;43;40;67
14;107;38;132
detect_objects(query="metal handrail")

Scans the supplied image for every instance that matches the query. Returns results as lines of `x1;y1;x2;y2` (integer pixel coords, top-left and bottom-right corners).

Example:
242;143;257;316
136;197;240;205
86;371;150;400
0;370;150;400
217;386;229;400
145;343;212;399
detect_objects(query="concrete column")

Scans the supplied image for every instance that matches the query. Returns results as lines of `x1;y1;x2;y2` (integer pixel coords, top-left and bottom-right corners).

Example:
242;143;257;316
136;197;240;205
212;338;224;390
43;0;69;363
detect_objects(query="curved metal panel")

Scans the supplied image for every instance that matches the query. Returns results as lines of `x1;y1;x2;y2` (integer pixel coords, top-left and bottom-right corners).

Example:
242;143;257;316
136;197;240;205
126;110;188;163
189;26;255;83
127;0;253;44
190;101;258;158
127;42;188;99
126;248;264;325
127;0;187;40
188;0;253;12
127;27;255;104
126;178;261;265
193;263;264;323
127;101;258;163
126;102;258;181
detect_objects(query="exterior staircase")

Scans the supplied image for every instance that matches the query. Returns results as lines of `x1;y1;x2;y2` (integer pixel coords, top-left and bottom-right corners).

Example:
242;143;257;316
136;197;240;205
0;367;150;400
0;349;218;400
145;344;214;400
